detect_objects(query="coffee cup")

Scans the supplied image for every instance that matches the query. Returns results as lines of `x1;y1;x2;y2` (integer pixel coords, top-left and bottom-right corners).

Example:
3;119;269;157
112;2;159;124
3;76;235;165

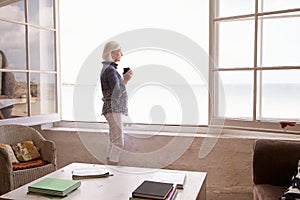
123;67;130;74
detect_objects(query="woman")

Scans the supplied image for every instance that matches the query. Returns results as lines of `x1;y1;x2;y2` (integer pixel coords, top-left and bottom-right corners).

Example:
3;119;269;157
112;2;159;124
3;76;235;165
100;41;133;165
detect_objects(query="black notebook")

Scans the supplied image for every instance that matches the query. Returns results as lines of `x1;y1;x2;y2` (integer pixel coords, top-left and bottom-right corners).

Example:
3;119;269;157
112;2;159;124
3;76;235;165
132;180;173;199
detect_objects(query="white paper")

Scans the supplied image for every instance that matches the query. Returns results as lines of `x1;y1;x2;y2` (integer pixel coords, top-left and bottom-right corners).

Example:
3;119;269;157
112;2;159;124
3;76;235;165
151;171;186;189
72;168;110;176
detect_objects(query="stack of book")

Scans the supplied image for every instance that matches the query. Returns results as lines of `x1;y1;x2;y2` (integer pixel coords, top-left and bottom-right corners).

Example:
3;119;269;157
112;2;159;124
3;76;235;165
129;180;177;200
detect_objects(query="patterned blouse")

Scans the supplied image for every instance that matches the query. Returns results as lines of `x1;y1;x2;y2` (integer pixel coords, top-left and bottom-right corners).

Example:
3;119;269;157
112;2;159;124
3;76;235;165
100;62;128;115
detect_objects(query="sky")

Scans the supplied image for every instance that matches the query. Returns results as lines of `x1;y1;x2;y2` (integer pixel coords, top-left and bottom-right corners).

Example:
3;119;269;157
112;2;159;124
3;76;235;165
59;0;300;85
59;0;209;85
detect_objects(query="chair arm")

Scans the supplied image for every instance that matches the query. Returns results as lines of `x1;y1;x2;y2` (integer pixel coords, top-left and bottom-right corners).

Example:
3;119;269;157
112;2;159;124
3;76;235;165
0;147;14;195
40;140;57;169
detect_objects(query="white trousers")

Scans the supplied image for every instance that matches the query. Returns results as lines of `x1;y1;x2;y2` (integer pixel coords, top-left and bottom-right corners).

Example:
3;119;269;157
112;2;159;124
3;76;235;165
104;113;124;162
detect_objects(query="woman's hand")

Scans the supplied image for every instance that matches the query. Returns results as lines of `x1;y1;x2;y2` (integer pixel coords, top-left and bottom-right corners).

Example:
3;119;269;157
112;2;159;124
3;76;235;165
123;69;133;85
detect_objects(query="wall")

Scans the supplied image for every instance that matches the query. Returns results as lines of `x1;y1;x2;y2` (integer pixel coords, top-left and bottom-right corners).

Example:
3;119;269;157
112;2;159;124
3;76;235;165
39;128;258;199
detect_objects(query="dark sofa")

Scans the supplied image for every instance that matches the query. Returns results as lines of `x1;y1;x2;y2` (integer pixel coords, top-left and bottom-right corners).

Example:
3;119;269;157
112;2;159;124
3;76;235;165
253;139;300;200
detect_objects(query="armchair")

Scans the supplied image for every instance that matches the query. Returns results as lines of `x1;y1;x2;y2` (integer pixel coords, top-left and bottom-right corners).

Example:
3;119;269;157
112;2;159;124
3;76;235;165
253;139;300;200
0;124;57;195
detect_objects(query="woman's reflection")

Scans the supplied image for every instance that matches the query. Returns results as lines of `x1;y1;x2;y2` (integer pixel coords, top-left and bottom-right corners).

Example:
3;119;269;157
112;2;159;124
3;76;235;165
0;50;16;119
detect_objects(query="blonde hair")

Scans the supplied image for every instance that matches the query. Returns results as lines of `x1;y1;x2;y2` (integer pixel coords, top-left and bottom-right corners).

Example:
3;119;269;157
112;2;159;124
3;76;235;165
102;41;121;62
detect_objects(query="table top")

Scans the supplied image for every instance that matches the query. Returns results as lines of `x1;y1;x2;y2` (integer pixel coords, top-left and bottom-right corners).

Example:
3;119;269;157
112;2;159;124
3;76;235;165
0;162;207;200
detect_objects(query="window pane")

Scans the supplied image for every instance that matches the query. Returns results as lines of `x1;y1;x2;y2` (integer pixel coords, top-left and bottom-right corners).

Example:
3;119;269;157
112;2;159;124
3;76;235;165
0;21;26;70
217;0;255;18
61;84;74;120
126;84;208;125
29;27;55;71
259;13;300;67
260;0;300;12
0;0;25;22
28;0;54;28
215;71;253;118
257;70;300;120
0;72;28;119
30;73;56;115
60;0;209;125
218;19;255;68
123;50;208;125
70;50;208;125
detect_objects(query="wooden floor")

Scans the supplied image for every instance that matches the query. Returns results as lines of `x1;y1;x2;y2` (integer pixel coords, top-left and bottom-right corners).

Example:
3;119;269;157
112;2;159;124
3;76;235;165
208;192;252;200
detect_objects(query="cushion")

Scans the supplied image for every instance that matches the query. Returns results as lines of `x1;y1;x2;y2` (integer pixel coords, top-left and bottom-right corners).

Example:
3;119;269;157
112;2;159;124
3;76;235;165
12;159;48;171
0;143;19;163
280;159;300;200
11;139;40;162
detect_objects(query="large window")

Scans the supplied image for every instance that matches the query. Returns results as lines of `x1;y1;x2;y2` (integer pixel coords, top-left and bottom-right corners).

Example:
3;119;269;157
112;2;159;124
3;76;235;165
60;0;209;125
2;0;298;131
211;0;300;127
0;0;58;121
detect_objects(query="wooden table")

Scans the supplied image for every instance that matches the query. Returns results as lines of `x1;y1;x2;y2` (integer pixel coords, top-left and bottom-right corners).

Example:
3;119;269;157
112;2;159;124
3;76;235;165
0;162;207;200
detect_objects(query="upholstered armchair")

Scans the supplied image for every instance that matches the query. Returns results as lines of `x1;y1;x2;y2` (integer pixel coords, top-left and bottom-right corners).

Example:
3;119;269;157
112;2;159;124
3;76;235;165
253;139;300;200
0;124;57;195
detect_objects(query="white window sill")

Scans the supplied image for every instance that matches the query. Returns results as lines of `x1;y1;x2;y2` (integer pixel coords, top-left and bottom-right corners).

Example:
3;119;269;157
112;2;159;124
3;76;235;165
42;121;300;141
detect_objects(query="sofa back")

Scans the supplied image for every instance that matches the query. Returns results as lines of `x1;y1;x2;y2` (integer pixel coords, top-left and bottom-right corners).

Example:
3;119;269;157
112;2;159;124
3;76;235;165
253;139;300;186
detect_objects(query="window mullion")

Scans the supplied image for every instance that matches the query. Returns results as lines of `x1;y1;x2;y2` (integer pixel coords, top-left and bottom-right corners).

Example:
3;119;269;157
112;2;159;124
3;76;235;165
253;0;259;122
257;0;264;121
209;0;217;123
24;0;31;116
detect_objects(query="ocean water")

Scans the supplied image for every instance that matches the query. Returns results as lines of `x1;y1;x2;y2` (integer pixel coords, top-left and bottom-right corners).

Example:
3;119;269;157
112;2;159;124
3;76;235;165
61;84;300;125
61;84;208;125
220;84;300;120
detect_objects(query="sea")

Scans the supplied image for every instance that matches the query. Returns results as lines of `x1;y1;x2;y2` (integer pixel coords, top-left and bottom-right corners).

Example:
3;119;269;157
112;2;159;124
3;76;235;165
61;84;300;125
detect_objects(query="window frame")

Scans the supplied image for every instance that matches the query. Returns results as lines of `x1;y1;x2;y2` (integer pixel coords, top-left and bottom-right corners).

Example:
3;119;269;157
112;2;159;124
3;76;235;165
0;0;61;125
209;0;300;133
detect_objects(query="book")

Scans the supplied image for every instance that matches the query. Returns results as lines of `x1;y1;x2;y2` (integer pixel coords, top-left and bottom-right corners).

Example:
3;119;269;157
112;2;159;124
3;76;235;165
132;180;174;200
165;186;177;200
28;178;81;197
72;168;112;180
129;186;177;200
151;171;186;189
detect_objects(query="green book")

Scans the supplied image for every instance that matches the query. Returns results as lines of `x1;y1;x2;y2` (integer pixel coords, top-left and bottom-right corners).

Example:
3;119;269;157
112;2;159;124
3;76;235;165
28;178;81;197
